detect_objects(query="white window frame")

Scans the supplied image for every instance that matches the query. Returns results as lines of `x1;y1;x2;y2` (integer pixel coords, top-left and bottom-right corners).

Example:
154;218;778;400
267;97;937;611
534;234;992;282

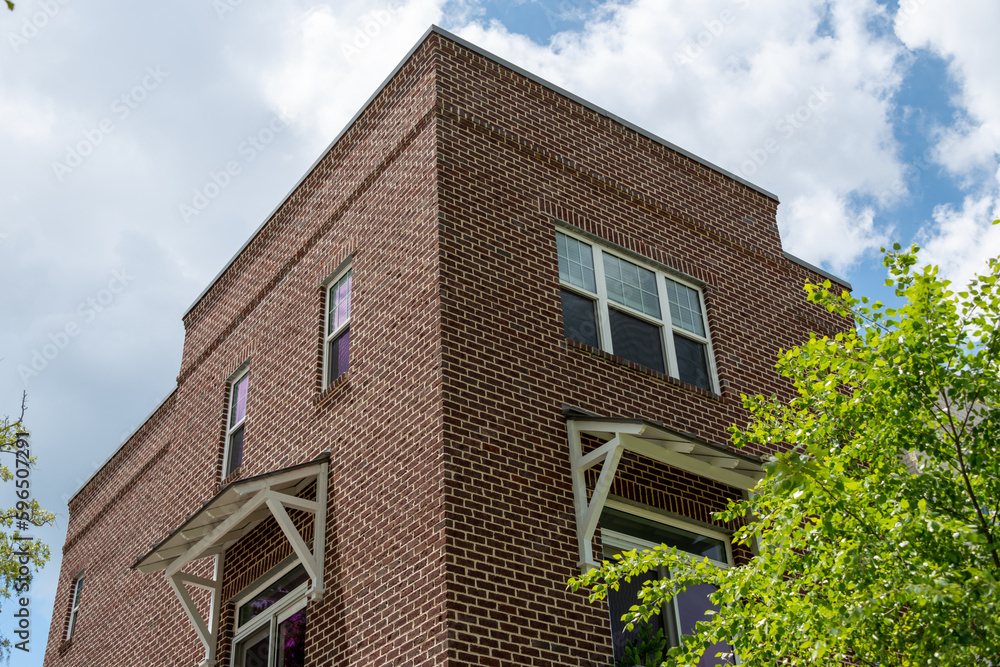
230;559;309;667
323;265;352;387
222;367;249;479
557;229;718;392
601;500;735;662
66;572;84;640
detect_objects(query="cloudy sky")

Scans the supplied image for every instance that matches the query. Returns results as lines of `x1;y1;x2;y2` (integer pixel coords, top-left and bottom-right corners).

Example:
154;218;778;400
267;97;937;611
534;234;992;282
2;0;998;661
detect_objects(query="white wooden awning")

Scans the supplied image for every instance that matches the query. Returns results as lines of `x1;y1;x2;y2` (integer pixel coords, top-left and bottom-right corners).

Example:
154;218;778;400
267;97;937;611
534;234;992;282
132;453;329;667
567;417;762;571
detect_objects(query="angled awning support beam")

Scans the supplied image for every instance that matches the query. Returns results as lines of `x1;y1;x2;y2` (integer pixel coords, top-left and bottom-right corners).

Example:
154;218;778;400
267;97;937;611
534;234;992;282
167;554;225;667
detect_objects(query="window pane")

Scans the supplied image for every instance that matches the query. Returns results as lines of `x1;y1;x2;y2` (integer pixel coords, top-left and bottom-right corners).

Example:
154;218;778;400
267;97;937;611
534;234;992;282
666;279;705;337
560;289;599;348
674;333;711;391
230;374;248;426
276;610;307;667
327;327;350;385
608;568;663;663
603;253;661;318
328;271;352;334
675;583;736;666
237;629;270;667
226;424;244;477
608;308;665;373
601;508;727;562
239;566;309;626
556;232;597;293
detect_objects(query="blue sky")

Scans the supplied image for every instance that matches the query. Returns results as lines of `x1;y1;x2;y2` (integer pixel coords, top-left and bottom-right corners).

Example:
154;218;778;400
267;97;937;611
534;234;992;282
2;0;998;663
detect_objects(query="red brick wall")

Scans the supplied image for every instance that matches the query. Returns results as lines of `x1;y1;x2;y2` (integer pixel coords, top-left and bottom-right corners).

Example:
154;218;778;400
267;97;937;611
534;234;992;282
45;29;849;667
433;35;847;665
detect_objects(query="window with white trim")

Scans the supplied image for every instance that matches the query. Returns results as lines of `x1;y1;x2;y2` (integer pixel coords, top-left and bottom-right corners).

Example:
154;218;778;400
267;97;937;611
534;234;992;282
324;268;352;387
223;369;249;478
601;504;735;666
66;573;84;640
556;230;716;391
231;562;309;667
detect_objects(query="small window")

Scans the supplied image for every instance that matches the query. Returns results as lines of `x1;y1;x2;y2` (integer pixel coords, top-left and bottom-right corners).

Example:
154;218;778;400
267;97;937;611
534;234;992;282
556;230;716;391
601;506;735;665
232;564;309;667
324;269;352;386
66;574;84;639
224;370;249;478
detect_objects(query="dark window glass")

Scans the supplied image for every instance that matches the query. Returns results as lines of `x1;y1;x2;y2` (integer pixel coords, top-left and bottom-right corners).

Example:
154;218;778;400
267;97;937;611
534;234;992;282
239;566;309;626
276;610;307;667
327;328;350;384
608;567;663;662
675;583;736;665
608;308;665;373
560;289;599;348
674;333;710;391
601;508;727;562
226;424;244;477
238;628;270;667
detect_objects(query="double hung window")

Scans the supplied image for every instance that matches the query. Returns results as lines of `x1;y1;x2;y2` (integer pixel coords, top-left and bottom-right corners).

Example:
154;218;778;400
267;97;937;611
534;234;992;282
66;574;84;640
232;563;309;667
557;231;715;391
224;369;249;478
324;269;352;387
601;505;735;666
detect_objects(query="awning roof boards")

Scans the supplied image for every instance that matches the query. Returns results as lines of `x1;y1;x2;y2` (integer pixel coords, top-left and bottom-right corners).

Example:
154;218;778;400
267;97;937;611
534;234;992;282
567;417;763;571
133;453;329;667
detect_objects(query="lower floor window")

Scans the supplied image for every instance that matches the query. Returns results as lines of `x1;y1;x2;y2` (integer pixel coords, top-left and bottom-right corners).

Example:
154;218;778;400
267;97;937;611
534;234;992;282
232;563;309;667
601;505;735;666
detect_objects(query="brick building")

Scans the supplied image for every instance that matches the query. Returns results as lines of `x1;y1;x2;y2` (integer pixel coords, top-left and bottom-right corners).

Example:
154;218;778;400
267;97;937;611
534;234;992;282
43;26;850;667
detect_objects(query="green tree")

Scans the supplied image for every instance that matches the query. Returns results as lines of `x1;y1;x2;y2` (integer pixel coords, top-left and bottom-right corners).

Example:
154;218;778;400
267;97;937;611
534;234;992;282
573;238;1000;666
0;398;53;657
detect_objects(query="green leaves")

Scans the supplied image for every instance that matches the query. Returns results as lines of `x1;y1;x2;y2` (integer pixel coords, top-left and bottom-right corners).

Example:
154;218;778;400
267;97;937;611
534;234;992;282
573;237;1000;666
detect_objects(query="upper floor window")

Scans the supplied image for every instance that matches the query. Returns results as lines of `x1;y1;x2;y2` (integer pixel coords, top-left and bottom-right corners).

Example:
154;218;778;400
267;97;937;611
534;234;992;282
66;573;84;640
601;505;735;665
224;369;249;478
556;231;715;391
324;269;352;387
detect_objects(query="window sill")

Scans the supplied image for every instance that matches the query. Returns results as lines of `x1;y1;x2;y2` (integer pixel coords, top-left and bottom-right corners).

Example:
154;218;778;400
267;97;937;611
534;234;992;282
565;338;724;401
58;638;73;656
313;371;350;408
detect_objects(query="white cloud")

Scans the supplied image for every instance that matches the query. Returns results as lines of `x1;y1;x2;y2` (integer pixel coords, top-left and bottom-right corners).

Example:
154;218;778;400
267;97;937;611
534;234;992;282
782;188;890;272
917;168;1000;288
259;0;452;140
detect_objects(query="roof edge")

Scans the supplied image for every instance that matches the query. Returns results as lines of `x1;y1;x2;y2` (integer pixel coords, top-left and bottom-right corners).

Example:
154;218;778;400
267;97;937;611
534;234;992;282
783;251;853;291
